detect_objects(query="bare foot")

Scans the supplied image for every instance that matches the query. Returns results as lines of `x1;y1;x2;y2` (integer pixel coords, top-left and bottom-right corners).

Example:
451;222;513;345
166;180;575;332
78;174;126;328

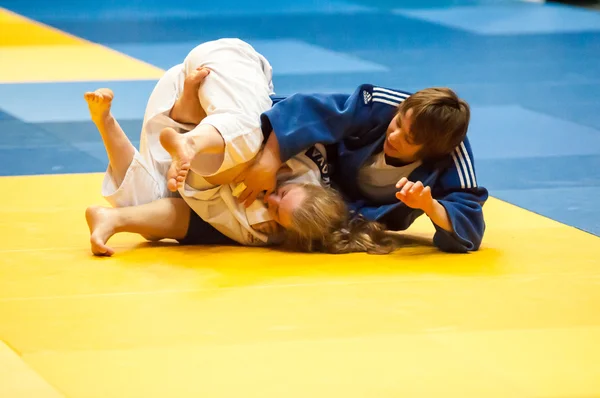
84;88;114;123
85;206;118;256
170;67;210;125
159;127;198;192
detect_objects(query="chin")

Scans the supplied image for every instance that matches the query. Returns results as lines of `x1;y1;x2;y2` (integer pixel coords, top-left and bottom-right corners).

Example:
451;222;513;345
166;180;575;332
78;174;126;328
384;147;402;159
383;144;395;157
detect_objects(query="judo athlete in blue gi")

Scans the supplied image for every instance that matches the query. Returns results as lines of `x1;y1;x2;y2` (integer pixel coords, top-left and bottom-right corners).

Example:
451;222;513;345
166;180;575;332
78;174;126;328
235;85;489;253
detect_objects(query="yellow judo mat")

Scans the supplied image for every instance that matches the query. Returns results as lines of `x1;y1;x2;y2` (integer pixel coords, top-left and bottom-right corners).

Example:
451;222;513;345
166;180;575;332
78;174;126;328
2;5;600;397
1;173;599;397
0;9;163;83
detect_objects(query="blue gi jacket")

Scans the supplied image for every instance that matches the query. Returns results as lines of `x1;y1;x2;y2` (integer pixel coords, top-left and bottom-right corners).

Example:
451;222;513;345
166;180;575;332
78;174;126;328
263;85;488;253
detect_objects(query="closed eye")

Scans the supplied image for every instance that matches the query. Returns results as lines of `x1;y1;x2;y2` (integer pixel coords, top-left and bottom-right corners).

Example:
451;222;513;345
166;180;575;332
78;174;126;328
404;133;416;146
276;189;290;222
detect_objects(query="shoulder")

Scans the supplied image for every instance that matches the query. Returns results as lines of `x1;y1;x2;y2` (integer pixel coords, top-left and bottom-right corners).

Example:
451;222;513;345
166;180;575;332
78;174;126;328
440;137;479;190
358;85;413;108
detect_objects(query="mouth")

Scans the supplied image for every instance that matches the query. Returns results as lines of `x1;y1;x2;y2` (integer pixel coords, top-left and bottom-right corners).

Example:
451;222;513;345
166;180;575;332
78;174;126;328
384;138;398;155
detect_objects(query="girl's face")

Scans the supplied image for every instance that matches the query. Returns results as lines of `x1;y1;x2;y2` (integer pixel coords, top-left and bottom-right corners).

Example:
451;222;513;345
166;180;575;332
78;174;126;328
385;108;423;163
264;184;307;227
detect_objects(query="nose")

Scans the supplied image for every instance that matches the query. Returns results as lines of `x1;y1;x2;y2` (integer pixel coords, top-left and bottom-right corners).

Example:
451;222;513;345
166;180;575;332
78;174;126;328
389;130;404;148
265;193;280;207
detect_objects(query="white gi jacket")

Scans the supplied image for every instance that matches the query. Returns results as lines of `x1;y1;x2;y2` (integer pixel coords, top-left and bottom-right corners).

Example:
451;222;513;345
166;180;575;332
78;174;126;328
100;38;324;245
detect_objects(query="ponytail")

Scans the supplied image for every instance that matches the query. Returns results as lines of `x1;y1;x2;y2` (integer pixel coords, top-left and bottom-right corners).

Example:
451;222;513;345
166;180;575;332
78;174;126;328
284;183;397;254
323;216;396;254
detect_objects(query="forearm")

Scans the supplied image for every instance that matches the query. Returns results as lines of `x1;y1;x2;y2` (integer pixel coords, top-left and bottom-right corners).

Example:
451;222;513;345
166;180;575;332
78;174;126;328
424;200;453;232
260;130;283;168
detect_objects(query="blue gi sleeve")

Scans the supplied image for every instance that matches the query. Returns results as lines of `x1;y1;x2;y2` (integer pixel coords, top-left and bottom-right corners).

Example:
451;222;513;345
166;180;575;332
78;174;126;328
433;188;488;252
431;141;488;253
378;140;488;253
260;86;371;162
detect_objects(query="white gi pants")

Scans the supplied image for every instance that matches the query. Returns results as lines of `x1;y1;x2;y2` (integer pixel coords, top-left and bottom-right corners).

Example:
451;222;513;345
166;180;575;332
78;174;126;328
101;38;274;208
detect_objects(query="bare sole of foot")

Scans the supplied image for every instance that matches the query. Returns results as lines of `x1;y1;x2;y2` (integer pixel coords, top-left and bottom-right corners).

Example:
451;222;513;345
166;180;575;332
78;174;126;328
84;88;114;122
85;206;117;256
159;127;198;192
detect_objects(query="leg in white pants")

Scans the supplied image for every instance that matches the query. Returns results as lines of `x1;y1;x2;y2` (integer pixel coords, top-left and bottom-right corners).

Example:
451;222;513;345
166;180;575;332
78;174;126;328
98;39;274;207
181;38;275;177
100;65;186;208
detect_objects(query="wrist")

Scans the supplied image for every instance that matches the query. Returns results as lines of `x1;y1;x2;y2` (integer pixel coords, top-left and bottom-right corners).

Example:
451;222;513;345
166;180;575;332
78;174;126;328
424;200;453;232
422;199;438;216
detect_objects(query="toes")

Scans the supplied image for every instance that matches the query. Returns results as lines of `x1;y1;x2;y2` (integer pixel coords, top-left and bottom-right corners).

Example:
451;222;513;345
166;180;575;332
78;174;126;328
195;67;210;79
91;237;113;256
84;92;100;104
95;88;114;101
175;164;189;187
200;67;210;75
93;249;108;257
187;68;209;85
98;93;111;104
93;248;114;257
95;91;108;102
85;89;115;105
84;89;113;108
167;178;179;192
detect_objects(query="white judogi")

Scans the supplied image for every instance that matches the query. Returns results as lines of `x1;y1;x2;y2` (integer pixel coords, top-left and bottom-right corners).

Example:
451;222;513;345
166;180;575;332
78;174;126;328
100;38;324;245
102;38;274;207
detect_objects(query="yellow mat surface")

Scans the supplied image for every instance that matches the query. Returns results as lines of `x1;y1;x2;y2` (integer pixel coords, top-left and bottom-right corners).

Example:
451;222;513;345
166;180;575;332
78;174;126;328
1;173;599;397
0;8;164;83
0;341;63;397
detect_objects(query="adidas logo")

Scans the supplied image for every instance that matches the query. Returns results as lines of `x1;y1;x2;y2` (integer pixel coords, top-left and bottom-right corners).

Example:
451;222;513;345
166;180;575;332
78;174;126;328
363;90;372;104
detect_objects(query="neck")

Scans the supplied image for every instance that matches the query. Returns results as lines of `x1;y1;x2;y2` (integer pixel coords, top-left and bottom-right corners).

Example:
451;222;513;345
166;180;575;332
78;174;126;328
384;154;413;167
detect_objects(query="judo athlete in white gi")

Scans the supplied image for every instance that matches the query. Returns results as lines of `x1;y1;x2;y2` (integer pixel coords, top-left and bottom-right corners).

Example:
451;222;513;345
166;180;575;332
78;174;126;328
84;39;394;256
83;38;278;251
95;38;273;209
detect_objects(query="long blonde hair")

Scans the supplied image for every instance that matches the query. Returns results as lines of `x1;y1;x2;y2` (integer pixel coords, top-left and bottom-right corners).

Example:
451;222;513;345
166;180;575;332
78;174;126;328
283;183;396;254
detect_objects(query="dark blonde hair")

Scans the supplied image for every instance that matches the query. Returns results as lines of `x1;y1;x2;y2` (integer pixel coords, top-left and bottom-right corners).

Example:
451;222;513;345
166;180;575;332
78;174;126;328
283;184;396;254
399;87;470;160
